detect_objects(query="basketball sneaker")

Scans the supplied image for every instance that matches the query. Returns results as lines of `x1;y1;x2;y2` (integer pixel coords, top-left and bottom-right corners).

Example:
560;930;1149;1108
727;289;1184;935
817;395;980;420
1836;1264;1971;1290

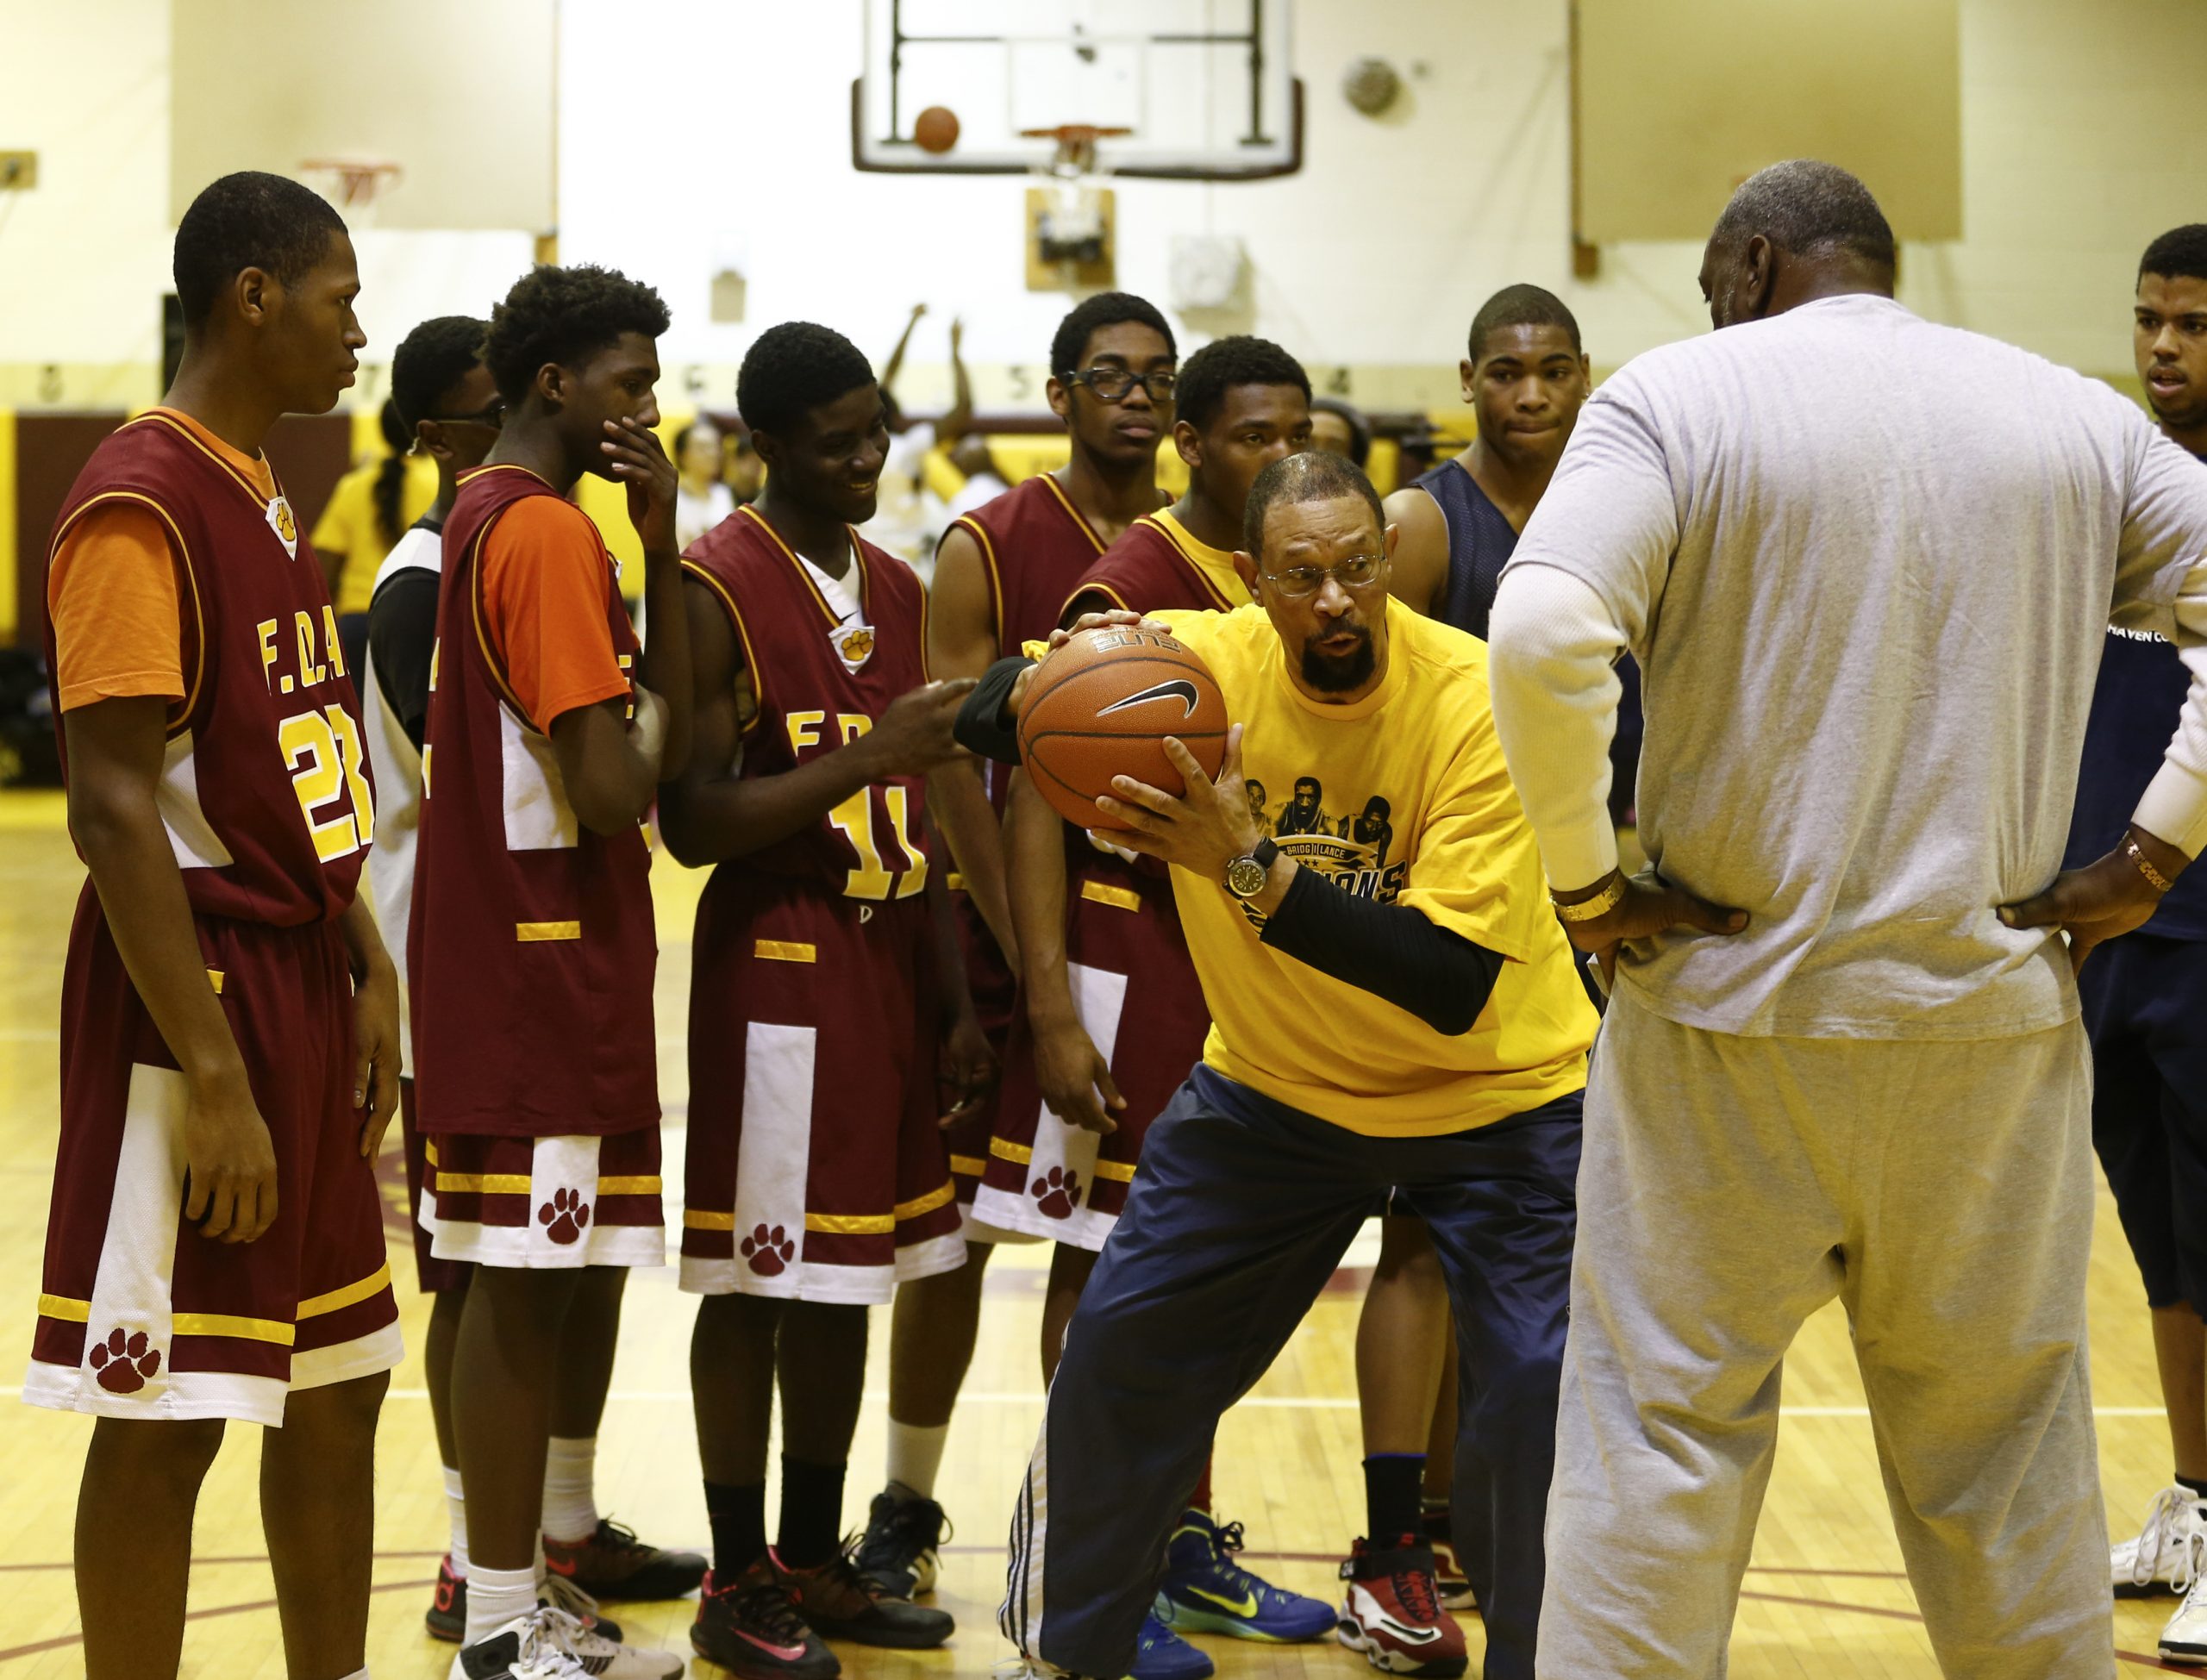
691;1559;839;1680
451;1604;679;1679
2164;1571;2207;1664
424;1559;628;1646
2116;1485;2207;1597
1154;1509;1335;1642
1336;1535;1468;1678
773;1546;955;1647
1418;1506;1476;1610
543;1516;708;1601
1130;1609;1214;1680
853;1486;948;1598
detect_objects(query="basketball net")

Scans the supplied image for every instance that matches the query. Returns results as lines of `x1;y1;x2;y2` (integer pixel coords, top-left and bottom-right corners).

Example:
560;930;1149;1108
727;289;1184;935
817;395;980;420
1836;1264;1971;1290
299;159;403;228
1022;125;1125;274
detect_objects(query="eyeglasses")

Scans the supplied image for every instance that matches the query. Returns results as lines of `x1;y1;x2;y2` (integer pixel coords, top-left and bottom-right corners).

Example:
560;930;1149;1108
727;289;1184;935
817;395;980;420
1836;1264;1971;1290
1062;366;1178;403
1262;553;1389;599
428;400;506;429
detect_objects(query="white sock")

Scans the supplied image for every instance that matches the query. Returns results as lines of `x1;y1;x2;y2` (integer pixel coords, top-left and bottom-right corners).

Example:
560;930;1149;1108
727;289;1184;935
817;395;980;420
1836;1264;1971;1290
542;1434;600;1544
885;1420;949;1501
443;1464;471;1578
466;1562;538;1646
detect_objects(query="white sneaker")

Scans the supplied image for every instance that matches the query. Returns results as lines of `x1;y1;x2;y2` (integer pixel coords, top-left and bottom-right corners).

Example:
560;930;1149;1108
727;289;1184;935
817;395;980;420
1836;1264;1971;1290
2164;1574;2207;1664
450;1609;590;1679
2115;1485;2207;1597
545;1605;685;1679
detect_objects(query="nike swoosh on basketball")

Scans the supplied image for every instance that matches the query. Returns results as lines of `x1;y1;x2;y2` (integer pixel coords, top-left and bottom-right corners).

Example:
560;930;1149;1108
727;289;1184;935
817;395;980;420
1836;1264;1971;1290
1097;678;1200;718
1186;1584;1259;1617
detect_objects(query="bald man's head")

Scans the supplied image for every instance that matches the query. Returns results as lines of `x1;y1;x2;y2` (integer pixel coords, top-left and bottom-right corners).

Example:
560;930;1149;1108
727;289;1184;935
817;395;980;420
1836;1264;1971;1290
1699;160;1898;328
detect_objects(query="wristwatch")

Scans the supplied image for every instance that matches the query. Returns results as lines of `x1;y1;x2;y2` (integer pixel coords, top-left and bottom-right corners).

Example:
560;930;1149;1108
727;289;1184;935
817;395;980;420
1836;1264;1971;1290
1225;838;1279;900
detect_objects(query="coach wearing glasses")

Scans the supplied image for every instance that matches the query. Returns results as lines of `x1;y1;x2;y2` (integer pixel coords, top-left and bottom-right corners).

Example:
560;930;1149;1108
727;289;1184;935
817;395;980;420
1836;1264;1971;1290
964;450;1597;1680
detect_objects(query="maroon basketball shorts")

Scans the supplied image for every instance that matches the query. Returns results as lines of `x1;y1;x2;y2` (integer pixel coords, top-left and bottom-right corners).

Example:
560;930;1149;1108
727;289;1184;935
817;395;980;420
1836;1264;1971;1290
682;877;965;1303
419;1122;665;1271
946;881;1016;1217
26;894;401;1426
973;849;1210;1251
397;1077;468;1293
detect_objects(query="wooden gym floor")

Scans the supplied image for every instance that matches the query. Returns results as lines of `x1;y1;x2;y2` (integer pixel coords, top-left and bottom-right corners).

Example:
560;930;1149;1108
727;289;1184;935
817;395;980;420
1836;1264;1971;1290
0;785;2194;1677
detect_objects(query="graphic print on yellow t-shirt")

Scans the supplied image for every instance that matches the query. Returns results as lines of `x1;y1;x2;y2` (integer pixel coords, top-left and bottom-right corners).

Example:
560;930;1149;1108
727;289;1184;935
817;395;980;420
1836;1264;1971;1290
1154;599;1597;1138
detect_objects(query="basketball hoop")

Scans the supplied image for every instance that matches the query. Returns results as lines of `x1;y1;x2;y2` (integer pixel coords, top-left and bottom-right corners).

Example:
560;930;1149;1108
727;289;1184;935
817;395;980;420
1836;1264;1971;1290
1020;126;1126;289
1019;124;1133;182
299;158;403;226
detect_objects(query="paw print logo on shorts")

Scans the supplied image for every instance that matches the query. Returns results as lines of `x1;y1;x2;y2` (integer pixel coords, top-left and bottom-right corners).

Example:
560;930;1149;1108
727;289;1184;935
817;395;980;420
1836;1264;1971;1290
89;1327;160;1395
741;1223;796;1277
1031;1166;1083;1220
538;1187;592;1245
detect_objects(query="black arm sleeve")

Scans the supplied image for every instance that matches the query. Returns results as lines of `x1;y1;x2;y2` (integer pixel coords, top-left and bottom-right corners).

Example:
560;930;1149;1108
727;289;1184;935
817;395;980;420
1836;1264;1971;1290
366;569;442;752
954;653;1035;765
1259;867;1504;1035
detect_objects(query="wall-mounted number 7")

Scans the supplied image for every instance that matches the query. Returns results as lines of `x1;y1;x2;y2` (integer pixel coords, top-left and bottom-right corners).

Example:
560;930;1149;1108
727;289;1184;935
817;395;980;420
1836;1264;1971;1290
280;703;376;862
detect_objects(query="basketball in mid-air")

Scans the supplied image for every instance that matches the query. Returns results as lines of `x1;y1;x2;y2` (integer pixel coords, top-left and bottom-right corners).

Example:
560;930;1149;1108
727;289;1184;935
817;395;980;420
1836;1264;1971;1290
1017;627;1229;831
914;105;961;155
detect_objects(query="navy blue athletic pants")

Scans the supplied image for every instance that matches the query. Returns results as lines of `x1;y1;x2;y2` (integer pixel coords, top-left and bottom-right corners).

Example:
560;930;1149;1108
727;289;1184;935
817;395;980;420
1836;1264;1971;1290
1002;1065;1581;1680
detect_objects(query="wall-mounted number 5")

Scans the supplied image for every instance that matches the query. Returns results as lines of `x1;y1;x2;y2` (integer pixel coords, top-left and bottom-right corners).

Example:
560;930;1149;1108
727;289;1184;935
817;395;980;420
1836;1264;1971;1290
280;703;376;862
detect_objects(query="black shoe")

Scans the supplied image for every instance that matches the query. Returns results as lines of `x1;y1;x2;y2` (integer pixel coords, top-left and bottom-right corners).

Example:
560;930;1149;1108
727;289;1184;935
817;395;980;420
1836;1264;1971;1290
691;1559;841;1680
776;1547;955;1648
544;1515;709;1602
853;1487;948;1599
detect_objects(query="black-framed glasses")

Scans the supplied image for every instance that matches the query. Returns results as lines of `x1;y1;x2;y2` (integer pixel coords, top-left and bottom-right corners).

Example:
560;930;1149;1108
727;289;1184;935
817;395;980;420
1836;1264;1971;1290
1062;366;1178;403
1263;553;1389;599
428;400;506;429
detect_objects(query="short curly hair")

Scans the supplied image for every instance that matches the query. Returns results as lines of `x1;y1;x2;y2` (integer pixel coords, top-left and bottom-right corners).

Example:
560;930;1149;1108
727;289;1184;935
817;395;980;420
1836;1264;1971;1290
1467;284;1582;362
736;322;877;440
1050;291;1176;378
173;171;347;327
1174;335;1310;434
483;264;672;406
2141;225;2207;285
391;315;489;432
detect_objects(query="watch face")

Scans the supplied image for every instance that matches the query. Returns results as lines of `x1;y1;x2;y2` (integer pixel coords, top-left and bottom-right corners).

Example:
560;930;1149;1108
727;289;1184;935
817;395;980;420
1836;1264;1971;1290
1226;856;1269;898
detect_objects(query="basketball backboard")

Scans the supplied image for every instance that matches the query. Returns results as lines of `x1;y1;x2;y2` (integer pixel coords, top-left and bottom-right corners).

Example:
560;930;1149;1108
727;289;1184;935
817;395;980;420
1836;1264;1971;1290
853;0;1302;180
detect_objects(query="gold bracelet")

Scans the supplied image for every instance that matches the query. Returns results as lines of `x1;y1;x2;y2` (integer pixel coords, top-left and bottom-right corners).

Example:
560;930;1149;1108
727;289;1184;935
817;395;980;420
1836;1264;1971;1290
1553;875;1627;923
2123;835;2174;894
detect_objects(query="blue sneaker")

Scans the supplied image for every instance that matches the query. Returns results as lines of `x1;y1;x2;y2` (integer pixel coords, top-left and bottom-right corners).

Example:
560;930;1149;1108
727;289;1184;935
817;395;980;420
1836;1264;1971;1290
1154;1508;1335;1643
1130;1610;1215;1680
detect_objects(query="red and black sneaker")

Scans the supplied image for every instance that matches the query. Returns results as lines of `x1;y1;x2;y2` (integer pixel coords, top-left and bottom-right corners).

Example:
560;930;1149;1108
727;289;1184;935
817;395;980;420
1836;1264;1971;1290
773;1547;955;1648
1336;1535;1467;1678
428;1554;466;1641
544;1516;709;1602
691;1559;840;1680
1418;1505;1477;1610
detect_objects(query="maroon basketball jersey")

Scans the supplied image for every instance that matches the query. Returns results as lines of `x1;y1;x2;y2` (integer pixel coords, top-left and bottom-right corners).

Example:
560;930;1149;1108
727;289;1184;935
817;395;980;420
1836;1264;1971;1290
410;465;657;1139
683;503;934;897
953;472;1110;659
1066;510;1249;619
44;410;369;927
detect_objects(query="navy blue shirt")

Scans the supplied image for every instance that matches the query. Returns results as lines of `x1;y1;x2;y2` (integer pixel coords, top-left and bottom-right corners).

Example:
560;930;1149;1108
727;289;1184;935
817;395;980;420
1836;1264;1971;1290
2064;449;2207;938
1417;457;1641;821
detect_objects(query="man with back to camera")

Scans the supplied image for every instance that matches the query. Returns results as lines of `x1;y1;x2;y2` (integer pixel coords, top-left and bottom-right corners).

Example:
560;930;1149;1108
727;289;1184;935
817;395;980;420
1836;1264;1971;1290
1487;160;2207;1679
854;291;1179;1608
2079;225;2207;1666
25;169;399;1680
966;449;1597;1680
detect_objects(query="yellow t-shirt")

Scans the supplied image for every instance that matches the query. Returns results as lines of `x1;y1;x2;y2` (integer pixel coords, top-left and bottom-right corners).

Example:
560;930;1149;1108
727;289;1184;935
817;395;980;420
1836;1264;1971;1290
309;452;438;615
1156;600;1597;1136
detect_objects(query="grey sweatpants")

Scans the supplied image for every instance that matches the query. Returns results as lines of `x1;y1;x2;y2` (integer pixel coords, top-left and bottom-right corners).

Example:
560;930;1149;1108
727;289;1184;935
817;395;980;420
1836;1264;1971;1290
1537;990;2113;1679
